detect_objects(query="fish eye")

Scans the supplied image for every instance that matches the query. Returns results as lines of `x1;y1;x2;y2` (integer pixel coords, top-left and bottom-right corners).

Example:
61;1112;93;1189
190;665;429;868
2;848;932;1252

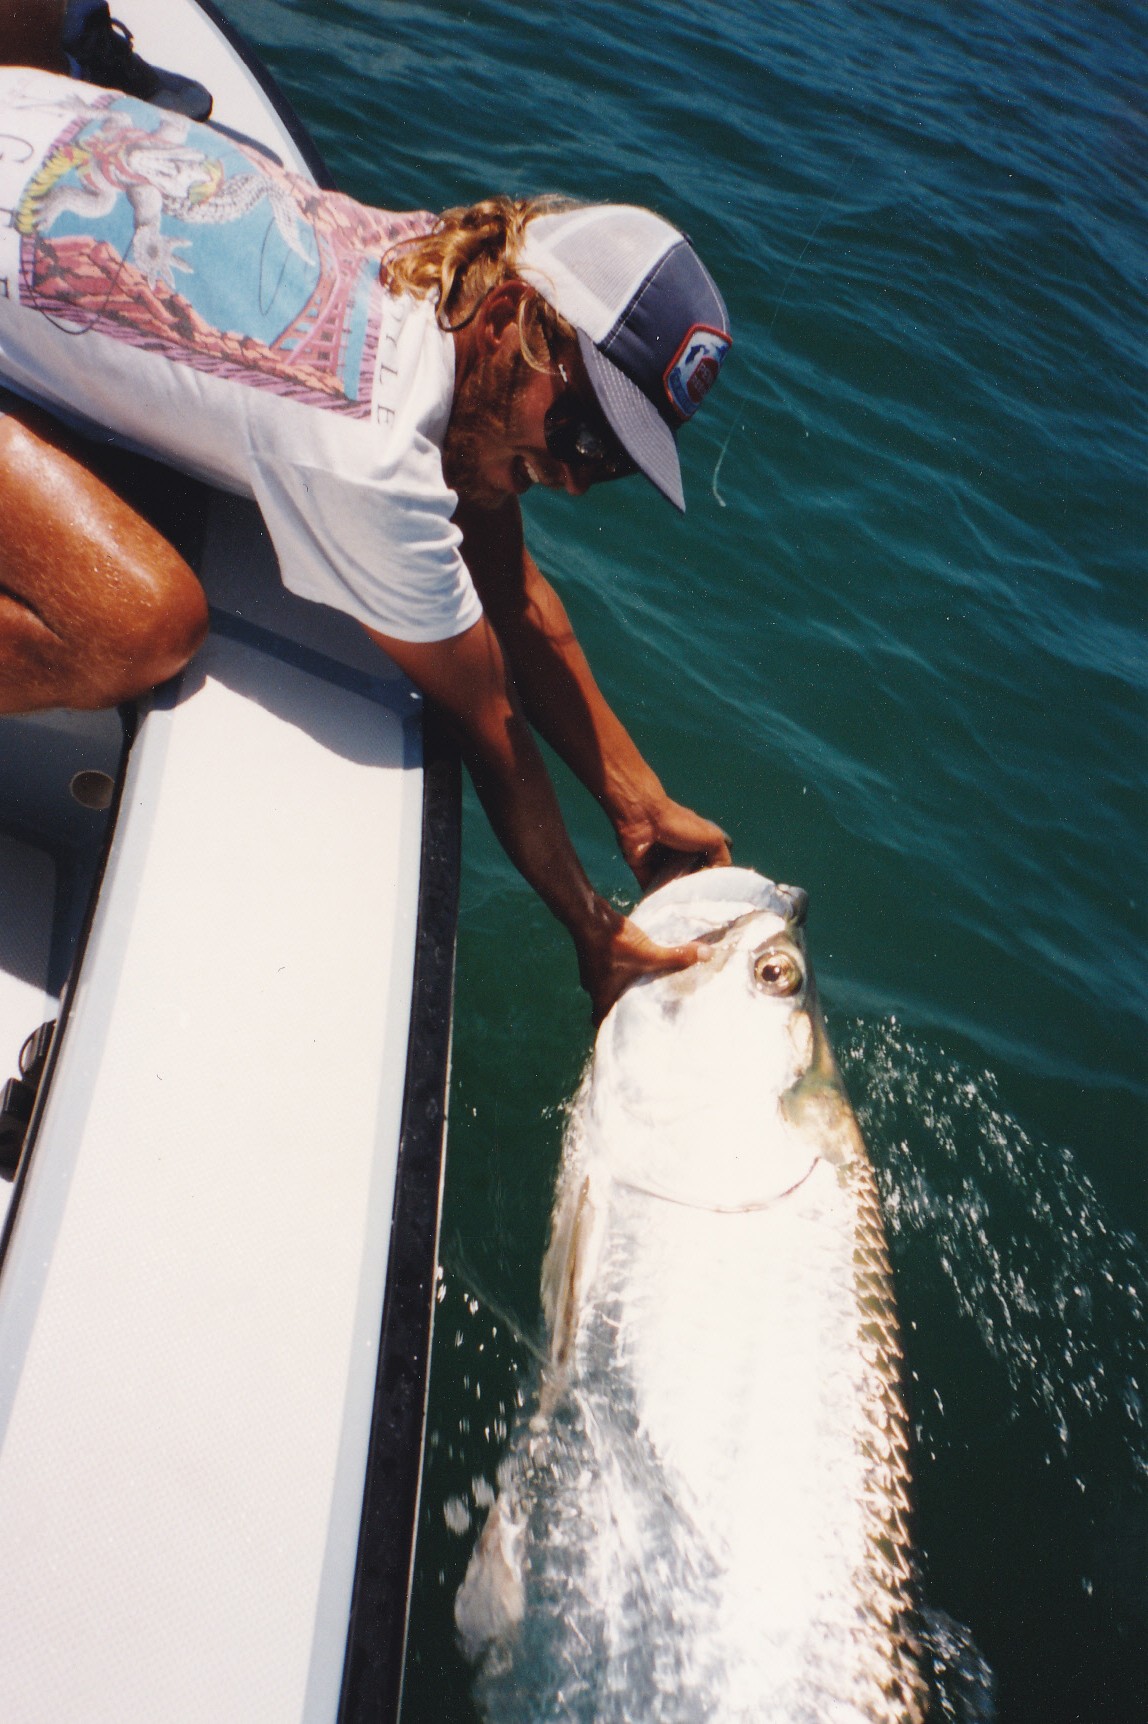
752;947;803;996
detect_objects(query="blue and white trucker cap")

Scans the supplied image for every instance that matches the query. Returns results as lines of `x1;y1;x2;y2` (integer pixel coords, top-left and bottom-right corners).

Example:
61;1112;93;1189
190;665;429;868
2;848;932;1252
518;204;732;511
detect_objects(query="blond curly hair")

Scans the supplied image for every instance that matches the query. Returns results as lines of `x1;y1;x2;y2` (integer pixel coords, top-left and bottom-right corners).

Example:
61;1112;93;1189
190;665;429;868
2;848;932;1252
383;194;578;372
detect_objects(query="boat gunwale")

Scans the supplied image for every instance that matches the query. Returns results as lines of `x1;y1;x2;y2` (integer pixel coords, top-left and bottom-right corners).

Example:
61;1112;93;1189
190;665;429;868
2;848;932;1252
0;9;461;1716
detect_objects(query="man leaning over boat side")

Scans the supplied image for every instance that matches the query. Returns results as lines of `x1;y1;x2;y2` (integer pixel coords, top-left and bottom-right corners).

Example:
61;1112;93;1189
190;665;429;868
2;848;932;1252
0;53;733;1022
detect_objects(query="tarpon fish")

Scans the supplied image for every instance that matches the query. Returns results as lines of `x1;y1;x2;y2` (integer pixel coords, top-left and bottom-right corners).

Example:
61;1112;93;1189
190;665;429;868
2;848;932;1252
456;868;927;1723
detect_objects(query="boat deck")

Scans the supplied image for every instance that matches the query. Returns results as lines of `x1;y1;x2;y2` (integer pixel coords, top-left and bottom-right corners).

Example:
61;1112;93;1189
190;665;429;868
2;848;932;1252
0;8;454;1720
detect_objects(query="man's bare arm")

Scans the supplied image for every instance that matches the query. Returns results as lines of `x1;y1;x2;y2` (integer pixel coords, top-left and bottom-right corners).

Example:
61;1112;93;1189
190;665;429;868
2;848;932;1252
455;497;730;884
361;615;712;1020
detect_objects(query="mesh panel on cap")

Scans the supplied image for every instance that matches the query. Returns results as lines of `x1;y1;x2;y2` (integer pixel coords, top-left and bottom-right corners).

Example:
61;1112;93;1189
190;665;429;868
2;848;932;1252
519;206;680;342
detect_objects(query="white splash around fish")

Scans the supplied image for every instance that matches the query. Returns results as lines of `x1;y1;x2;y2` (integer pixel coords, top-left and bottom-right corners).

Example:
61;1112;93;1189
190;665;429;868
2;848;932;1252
456;868;927;1722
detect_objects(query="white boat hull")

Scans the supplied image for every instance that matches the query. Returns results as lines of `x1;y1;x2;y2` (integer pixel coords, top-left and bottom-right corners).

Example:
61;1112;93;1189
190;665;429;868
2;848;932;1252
0;9;455;1720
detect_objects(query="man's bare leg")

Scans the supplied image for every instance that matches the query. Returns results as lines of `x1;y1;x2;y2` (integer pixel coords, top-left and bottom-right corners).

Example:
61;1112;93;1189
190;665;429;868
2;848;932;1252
0;0;67;69
0;401;209;713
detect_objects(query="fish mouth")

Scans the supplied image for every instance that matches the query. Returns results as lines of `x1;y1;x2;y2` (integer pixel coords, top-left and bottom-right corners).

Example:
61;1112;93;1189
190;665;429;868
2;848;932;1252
779;883;809;927
632;866;809;946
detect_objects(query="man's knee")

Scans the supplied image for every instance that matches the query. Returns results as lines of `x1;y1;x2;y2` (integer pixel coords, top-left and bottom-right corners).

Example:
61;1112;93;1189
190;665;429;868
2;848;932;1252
140;547;210;664
0;540;209;711
99;549;209;701
0;402;209;707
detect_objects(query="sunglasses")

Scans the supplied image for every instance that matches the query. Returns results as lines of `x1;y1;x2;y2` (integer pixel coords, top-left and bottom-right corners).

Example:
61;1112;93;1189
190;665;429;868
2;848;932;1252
544;366;637;480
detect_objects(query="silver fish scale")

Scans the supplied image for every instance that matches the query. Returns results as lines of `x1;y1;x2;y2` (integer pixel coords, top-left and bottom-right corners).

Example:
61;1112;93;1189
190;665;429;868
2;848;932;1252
458;871;927;1722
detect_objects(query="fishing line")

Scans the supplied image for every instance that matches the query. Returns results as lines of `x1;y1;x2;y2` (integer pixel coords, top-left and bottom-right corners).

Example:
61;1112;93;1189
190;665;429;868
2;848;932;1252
710;418;737;508
442;1239;549;1364
257;207;293;318
711;150;858;508
765;151;858;342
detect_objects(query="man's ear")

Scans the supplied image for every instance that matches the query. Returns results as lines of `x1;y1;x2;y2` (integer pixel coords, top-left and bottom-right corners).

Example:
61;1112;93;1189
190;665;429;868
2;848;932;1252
474;279;532;353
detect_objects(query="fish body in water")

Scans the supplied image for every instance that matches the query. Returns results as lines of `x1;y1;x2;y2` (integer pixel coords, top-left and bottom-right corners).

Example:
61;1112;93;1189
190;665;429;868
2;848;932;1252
456;868;926;1722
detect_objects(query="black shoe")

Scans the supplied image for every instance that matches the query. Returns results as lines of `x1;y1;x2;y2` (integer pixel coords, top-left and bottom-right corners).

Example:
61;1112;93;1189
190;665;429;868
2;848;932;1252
67;4;213;121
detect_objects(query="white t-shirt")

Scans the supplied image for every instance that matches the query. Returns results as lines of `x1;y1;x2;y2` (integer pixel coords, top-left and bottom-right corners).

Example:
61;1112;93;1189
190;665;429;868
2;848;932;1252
0;67;482;642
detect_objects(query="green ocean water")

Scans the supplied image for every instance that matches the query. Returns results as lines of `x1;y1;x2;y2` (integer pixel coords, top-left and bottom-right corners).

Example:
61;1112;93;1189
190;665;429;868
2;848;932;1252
231;3;1146;1718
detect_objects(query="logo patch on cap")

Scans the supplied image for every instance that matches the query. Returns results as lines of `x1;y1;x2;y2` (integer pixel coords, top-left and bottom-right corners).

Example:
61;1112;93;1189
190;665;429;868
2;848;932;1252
663;324;731;419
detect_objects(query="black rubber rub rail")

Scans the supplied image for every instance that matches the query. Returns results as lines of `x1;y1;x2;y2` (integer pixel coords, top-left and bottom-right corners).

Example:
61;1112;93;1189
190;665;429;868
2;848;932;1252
338;705;461;1724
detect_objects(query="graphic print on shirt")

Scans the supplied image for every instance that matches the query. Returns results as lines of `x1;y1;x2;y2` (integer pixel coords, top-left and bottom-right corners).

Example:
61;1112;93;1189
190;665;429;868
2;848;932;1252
7;83;434;414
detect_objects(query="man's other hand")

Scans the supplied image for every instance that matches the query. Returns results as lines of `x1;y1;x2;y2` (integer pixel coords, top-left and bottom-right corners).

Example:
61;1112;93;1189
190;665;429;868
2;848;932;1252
616;796;732;889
